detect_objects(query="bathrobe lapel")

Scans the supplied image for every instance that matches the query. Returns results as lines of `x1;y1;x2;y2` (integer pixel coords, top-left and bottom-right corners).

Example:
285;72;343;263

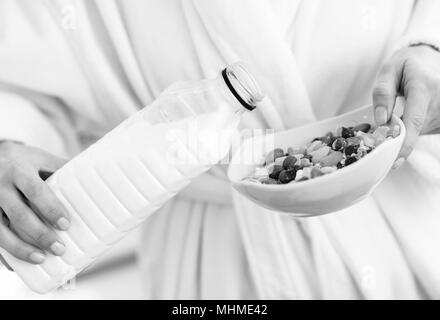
184;0;316;130
185;0;322;298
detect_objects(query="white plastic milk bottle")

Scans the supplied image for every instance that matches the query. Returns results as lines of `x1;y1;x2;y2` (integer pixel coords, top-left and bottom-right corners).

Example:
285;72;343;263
0;62;264;293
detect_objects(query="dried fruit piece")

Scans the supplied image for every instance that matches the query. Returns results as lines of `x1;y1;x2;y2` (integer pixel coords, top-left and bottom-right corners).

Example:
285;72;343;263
265;148;285;165
294;169;304;181
374;126;391;137
391;125;400;138
373;135;386;146
332;137;347;151
321;132;336;146
373;126;390;146
283;156;298;170
357;131;376;147
311;146;331;163
344;145;359;156
319;151;343;167
321;167;337;174
295;155;304;166
346;137;362;146
345;156;357;166
279;169;297;184
336;127;342;137
353;123;371;133
302;167;312;179
268;164;283;179
341;127;355;138
274;156;288;167
307;140;324;153
356;146;369;159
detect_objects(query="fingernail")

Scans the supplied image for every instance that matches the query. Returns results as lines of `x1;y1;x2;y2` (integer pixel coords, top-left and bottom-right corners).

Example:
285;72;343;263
29;252;46;264
50;241;65;256
392;157;405;170
57;217;70;231
375;106;388;125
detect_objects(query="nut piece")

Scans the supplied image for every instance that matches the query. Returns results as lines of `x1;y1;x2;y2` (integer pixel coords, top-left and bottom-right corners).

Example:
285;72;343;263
319;151;343;167
311;167;324;178
321;167;337;174
311;146;331;164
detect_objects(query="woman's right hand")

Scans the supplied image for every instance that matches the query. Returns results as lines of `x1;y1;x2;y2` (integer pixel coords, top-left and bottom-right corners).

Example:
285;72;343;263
0;141;70;270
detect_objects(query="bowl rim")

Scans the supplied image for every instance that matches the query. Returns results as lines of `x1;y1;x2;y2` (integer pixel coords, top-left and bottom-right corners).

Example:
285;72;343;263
228;106;406;190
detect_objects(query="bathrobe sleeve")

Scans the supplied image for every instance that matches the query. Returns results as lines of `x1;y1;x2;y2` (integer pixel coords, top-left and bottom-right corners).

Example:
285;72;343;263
398;0;440;51
0;91;68;157
0;0;89;158
394;0;440;184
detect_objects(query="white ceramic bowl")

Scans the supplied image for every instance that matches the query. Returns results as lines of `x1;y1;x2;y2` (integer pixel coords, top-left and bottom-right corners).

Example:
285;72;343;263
228;105;405;216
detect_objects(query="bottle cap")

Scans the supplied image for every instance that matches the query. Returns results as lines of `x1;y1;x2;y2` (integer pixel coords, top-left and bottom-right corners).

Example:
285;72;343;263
222;62;264;111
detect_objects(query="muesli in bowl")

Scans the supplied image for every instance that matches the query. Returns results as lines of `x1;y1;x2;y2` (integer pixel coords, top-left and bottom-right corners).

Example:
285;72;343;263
243;122;401;185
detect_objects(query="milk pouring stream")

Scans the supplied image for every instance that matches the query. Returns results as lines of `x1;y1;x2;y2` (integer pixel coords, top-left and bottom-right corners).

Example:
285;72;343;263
0;63;264;293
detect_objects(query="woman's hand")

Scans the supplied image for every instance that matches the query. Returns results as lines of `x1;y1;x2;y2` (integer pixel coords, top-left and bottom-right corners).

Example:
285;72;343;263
373;45;440;165
0;141;70;270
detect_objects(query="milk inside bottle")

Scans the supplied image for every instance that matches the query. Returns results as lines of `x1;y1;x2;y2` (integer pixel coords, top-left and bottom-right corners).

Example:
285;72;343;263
0;62;264;293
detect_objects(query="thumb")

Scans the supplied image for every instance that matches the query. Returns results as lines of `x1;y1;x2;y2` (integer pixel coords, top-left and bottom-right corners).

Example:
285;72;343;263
373;60;403;125
0;213;13;271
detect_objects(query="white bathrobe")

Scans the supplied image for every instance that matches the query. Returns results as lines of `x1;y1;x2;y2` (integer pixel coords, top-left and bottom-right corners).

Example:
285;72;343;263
1;0;440;299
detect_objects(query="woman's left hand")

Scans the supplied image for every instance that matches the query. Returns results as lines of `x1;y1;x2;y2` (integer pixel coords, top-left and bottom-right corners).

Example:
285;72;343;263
373;45;440;165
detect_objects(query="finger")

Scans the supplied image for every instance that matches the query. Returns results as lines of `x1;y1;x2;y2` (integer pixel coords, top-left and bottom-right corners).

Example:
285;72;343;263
28;148;67;172
0;218;46;264
0;213;13;270
0;254;13;271
373;61;403;125
12;166;70;231
2;190;66;256
399;81;430;159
